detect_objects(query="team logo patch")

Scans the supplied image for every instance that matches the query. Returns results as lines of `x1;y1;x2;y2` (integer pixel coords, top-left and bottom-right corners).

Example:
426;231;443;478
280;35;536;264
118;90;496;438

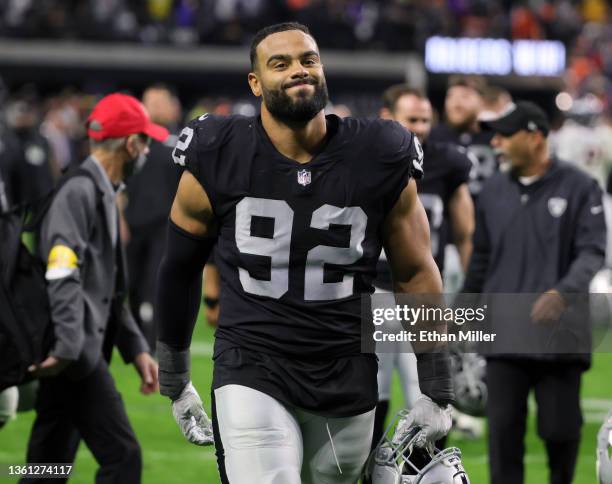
548;197;567;218
412;136;424;177
297;169;311;186
46;245;78;280
413;136;424;161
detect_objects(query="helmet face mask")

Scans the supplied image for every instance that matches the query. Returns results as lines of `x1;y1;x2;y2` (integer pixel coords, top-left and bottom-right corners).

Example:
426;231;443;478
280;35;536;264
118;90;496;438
365;411;470;484
597;411;612;484
451;350;487;417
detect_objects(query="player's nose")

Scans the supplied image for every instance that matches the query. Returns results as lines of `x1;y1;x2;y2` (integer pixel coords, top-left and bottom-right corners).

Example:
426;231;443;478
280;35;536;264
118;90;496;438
290;63;310;79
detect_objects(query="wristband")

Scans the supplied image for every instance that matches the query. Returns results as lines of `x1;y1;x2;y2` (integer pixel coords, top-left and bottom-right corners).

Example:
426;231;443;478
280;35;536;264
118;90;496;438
203;296;219;309
416;351;455;406
157;341;190;401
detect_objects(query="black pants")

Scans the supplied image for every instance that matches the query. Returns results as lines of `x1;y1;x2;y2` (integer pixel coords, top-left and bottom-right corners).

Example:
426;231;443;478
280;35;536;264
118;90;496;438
487;359;583;484
127;221;167;351
22;359;141;484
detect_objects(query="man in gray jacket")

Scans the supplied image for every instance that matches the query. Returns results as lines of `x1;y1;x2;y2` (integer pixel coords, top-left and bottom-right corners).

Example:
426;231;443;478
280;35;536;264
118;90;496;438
23;93;165;483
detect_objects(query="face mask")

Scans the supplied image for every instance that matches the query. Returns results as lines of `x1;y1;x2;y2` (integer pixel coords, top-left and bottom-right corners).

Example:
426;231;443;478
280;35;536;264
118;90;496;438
123;145;148;179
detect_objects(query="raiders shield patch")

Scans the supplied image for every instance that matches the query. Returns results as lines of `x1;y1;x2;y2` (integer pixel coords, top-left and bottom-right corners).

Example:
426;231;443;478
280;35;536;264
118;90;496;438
548;197;567;218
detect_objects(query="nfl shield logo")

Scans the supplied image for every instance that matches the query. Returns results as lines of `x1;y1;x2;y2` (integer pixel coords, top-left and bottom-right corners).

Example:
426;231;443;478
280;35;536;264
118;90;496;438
297;169;311;186
548;197;567;218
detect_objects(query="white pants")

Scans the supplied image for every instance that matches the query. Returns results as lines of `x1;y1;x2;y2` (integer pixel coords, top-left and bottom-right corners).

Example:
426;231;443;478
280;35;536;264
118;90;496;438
373;290;421;408
376;351;421;407
214;384;375;484
0;386;18;425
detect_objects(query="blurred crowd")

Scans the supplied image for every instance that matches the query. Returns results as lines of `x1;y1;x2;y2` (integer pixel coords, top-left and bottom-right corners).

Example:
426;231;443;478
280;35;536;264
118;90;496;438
1;78;611;210
2;1;611;123
0;0;609;52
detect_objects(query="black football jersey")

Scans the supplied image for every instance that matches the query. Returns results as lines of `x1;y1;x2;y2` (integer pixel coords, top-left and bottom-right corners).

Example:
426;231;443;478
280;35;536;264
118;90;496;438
417;141;472;269
429;123;496;197
174;114;423;360
375;141;472;290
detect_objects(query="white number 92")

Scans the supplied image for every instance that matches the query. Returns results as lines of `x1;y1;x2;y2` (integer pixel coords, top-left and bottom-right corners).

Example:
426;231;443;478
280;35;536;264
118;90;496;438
172;126;194;166
235;197;368;301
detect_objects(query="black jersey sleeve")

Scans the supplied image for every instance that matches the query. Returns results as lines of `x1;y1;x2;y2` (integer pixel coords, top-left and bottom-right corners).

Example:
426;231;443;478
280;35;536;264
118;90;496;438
375;119;424;213
446;145;473;194
171;113;231;209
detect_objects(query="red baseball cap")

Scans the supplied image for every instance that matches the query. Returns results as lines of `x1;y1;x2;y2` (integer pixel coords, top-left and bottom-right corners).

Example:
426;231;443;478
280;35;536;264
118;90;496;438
86;93;169;142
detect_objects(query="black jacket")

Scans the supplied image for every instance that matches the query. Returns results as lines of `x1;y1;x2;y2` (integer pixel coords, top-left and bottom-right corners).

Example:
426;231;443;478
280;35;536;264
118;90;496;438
464;159;606;364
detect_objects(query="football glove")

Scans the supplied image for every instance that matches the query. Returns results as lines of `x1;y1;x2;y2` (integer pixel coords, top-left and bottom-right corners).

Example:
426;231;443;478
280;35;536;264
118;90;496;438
172;382;215;446
392;395;452;448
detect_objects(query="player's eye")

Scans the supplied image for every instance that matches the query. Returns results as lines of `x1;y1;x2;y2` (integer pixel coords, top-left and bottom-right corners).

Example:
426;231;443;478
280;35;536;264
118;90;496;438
303;58;317;66
273;62;287;69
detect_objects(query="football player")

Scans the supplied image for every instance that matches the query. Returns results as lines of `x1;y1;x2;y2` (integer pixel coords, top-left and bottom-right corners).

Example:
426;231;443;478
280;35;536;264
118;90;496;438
429;75;497;200
372;85;474;451
156;22;454;484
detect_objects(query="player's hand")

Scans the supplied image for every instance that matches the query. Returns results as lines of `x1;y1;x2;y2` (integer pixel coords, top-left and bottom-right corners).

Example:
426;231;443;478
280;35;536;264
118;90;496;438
133;352;159;395
204;298;219;327
28;356;70;378
597;410;612;446
392;395;452;447
171;382;214;446
531;289;566;324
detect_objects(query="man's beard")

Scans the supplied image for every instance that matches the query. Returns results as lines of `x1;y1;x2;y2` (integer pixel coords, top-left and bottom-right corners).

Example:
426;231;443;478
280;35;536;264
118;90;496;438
263;79;329;124
448;111;478;132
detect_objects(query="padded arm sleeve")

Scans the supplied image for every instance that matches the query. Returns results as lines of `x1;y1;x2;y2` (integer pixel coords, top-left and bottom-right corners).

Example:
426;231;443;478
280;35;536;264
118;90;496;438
156;220;215;349
156;220;215;399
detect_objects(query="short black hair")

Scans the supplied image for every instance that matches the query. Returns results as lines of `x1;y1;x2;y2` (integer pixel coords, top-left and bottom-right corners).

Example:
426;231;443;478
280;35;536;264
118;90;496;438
250;22;312;71
382;84;426;112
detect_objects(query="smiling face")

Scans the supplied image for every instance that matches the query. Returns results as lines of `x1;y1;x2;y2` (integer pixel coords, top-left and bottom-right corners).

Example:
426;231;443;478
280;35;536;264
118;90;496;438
445;85;482;131
391;94;433;144
248;29;329;124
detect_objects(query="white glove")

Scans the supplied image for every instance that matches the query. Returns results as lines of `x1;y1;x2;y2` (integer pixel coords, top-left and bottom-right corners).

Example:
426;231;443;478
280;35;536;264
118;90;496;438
171;382;215;446
392;395;452;447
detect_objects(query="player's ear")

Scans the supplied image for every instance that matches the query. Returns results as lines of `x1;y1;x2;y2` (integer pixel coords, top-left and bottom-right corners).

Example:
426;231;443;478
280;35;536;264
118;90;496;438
248;72;262;97
124;134;139;157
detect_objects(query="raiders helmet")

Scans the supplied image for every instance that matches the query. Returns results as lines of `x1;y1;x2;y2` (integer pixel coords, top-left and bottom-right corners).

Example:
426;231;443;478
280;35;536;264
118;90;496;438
365;411;470;484
597;410;612;484
450;350;487;417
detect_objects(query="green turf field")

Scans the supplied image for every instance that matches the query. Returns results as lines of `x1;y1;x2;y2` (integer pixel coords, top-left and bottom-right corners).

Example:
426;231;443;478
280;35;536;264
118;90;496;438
1;313;611;483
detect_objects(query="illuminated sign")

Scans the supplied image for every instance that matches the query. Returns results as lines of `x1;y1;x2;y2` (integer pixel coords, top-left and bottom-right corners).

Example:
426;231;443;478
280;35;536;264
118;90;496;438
425;36;566;76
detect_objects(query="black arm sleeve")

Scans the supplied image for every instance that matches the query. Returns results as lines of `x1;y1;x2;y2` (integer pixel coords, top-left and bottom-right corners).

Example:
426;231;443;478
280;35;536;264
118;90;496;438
416;351;455;406
555;181;606;294
156;220;215;350
462;200;490;293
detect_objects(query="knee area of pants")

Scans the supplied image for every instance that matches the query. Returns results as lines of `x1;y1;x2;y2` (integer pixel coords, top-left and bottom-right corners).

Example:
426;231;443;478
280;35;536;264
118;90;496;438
309;445;368;479
119;441;142;464
225;425;291;450
538;426;581;442
221;410;292;449
307;457;363;482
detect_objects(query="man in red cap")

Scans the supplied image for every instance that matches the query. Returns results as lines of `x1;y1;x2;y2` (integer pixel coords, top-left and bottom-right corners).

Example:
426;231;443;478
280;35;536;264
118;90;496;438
22;93;166;483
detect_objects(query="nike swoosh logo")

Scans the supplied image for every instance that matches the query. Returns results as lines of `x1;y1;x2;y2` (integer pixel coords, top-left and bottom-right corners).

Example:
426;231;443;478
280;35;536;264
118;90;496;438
591;205;604;215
